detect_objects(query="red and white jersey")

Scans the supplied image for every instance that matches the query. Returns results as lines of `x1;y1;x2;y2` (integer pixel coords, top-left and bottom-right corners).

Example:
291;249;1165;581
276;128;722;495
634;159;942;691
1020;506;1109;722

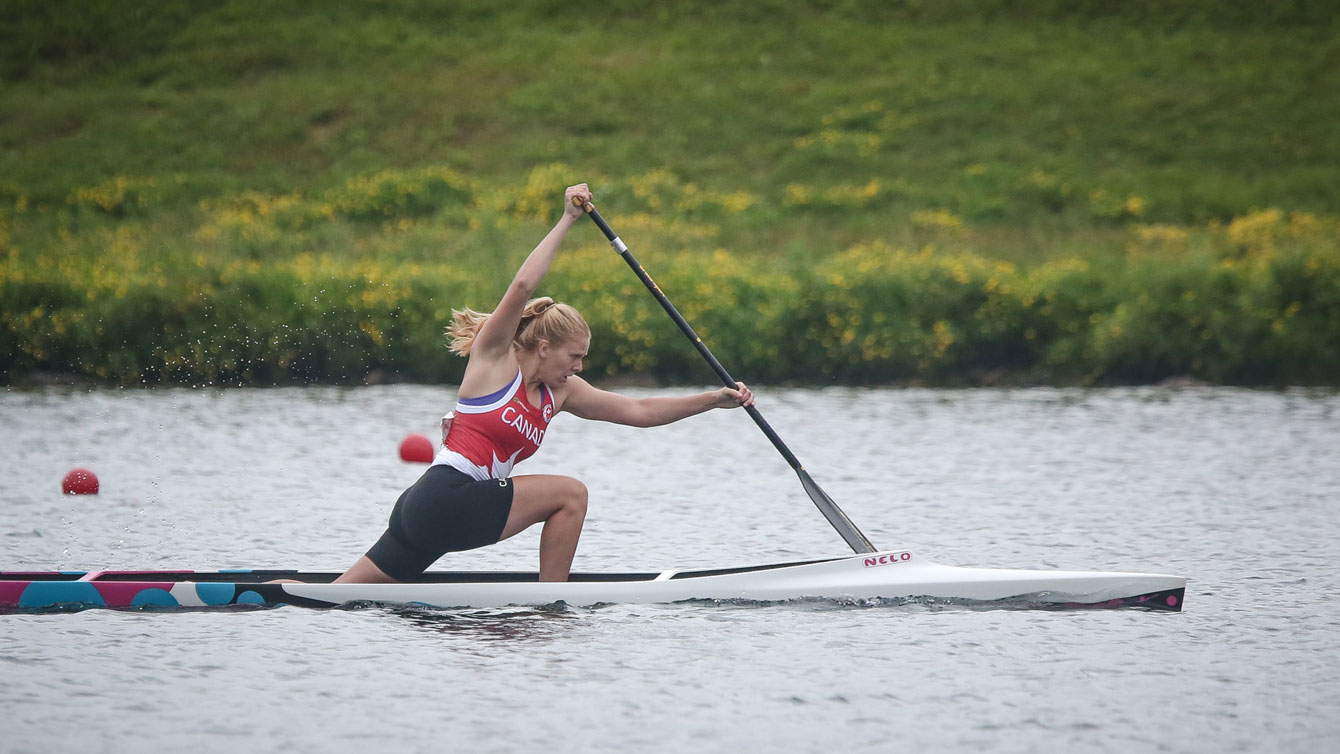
434;368;555;481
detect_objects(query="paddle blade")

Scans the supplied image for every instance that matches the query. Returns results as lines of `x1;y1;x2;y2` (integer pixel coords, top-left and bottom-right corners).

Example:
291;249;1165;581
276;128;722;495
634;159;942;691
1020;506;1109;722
797;468;877;554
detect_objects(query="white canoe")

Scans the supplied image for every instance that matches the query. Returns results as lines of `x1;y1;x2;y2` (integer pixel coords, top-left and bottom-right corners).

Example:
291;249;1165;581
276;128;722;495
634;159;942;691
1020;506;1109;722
1;549;1185;611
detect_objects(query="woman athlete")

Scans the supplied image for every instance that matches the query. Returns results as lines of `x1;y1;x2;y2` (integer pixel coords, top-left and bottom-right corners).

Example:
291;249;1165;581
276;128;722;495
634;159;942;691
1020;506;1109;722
336;183;754;584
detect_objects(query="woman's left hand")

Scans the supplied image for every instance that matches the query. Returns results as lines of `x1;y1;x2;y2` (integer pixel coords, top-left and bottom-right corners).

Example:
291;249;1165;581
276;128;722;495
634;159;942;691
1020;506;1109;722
715;381;755;409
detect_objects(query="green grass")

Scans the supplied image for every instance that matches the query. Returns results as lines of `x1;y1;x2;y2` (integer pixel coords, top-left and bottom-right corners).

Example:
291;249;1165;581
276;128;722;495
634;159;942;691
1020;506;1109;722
2;1;1338;385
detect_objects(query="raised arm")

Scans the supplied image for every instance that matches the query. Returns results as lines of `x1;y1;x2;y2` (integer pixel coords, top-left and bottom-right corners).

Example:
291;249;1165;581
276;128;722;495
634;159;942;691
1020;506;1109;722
468;183;593;363
560;376;755;428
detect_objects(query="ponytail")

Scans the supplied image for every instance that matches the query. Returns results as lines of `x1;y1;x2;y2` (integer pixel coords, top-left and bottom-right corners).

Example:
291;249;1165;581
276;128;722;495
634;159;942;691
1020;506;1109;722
447;307;489;356
447;297;589;357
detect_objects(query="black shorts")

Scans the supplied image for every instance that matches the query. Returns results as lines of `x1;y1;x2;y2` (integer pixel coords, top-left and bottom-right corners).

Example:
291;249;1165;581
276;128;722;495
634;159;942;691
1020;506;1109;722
365;465;514;581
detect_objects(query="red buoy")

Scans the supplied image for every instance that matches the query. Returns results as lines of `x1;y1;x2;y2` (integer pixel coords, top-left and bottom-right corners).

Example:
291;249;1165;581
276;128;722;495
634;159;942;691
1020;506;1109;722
62;468;100;495
398;433;435;463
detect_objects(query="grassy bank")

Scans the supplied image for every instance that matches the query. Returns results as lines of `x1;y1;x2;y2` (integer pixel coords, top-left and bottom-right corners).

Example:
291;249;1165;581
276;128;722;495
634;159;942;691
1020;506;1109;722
2;2;1338;385
4;166;1336;386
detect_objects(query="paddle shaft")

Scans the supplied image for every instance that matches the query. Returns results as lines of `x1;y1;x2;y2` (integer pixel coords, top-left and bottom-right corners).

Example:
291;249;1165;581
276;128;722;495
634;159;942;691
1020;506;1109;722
574;198;876;554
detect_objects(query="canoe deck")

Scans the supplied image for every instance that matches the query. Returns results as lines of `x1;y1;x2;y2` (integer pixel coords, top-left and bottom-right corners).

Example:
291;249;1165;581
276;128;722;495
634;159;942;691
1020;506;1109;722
0;550;1186;612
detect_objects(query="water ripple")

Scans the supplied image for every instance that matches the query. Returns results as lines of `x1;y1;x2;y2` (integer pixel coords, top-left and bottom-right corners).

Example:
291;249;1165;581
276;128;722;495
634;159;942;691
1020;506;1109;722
2;385;1338;753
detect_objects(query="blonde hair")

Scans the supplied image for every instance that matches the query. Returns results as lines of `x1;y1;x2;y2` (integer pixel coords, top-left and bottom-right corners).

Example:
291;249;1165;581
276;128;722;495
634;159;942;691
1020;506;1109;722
448;297;589;357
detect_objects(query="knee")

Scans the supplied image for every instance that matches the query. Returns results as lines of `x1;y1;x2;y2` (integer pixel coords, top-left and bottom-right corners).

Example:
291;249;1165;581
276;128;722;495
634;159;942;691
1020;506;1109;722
561;478;588;517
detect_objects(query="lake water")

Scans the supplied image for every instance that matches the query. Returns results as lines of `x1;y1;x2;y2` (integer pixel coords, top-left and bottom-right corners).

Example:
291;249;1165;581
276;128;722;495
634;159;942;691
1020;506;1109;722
2;384;1338;753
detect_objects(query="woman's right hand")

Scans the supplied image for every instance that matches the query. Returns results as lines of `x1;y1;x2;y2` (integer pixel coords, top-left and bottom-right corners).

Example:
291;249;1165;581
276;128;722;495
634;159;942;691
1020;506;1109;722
564;183;593;220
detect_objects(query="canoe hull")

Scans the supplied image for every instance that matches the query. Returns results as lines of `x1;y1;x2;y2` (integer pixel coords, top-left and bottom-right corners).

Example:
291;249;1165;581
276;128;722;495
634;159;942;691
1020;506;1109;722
0;550;1186;612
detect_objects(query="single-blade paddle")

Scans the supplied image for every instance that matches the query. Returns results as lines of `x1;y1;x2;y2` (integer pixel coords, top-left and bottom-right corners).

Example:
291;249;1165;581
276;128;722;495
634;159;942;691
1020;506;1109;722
573;196;876;554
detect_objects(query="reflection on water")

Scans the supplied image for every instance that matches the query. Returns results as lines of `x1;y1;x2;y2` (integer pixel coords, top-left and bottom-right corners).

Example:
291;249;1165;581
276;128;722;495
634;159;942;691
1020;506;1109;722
378;604;584;642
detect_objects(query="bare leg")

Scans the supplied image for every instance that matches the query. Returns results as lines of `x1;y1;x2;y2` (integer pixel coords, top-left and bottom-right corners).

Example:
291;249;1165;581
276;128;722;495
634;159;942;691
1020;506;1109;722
334;555;399;584
501;475;588;582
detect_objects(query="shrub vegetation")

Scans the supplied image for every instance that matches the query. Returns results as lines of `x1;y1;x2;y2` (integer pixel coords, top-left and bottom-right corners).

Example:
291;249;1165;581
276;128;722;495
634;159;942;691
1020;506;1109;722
2;1;1337;386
